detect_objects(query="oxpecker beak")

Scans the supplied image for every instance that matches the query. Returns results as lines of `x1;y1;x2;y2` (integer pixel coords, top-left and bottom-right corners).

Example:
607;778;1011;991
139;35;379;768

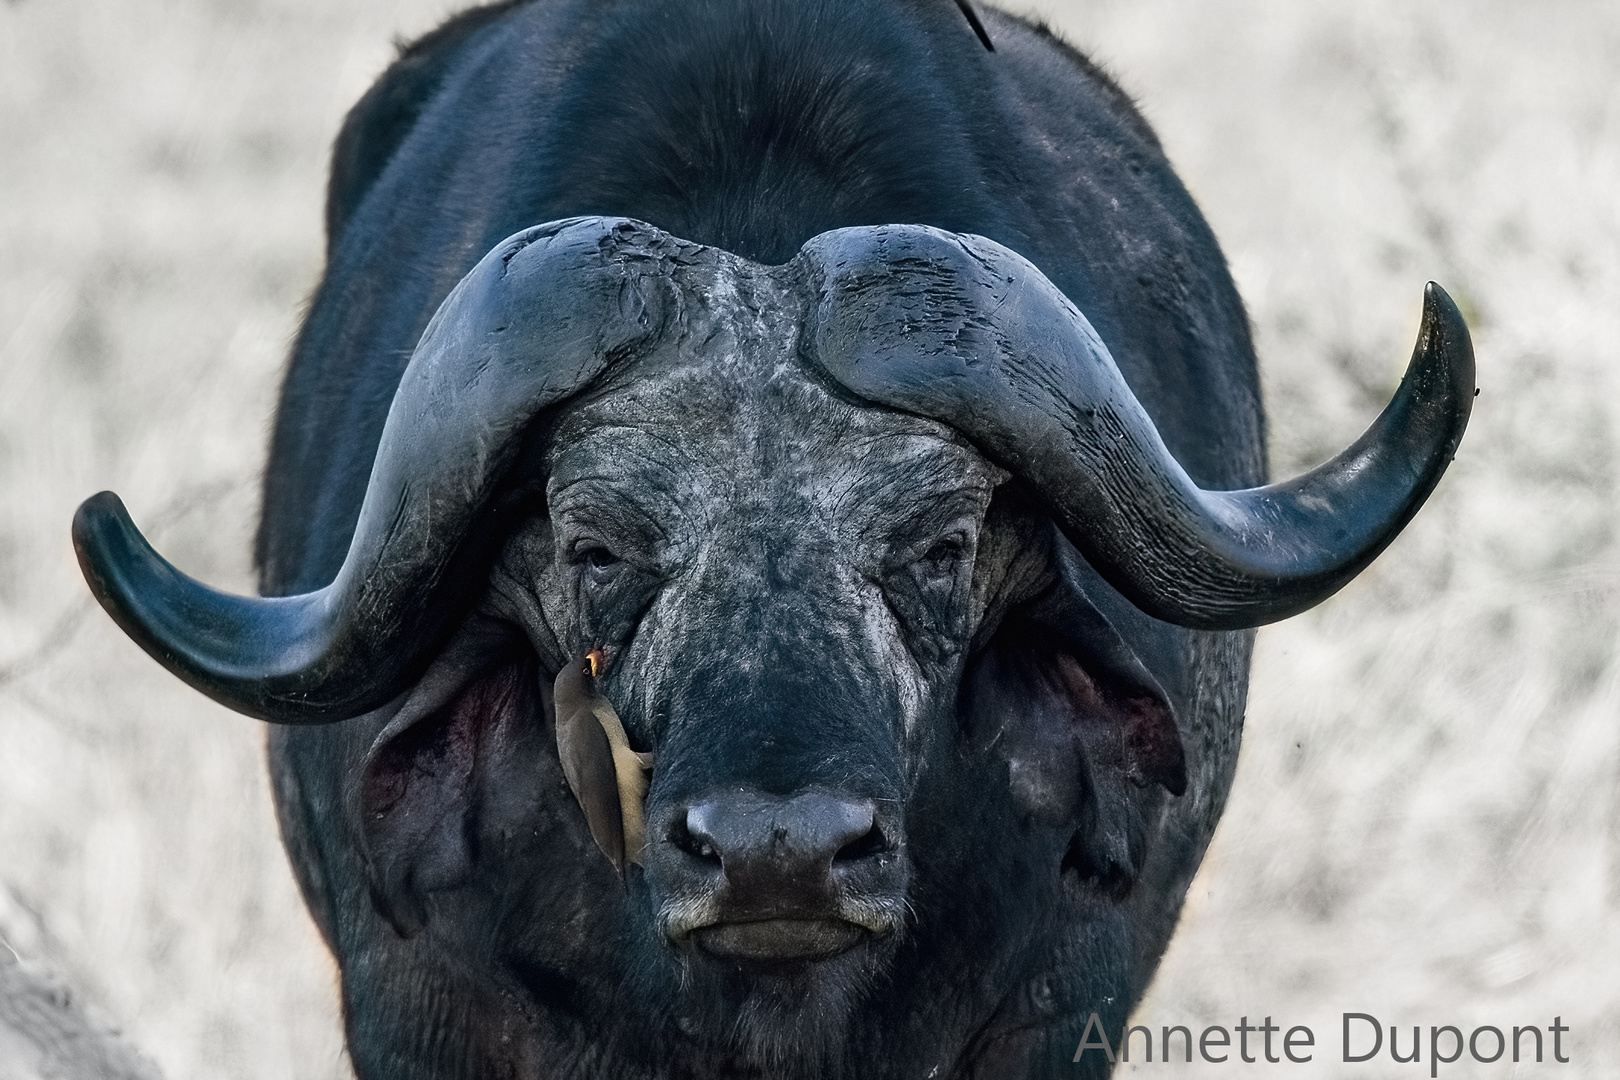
553;649;653;879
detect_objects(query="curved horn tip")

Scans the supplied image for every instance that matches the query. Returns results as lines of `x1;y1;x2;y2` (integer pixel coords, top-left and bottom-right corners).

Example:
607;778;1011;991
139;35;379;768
1419;281;1478;400
70;490;224;706
69;491;327;726
72;490;137;597
73;488;127;534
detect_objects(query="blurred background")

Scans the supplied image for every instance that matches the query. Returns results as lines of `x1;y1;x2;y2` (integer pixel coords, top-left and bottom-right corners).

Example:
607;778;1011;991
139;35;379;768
0;0;1614;1076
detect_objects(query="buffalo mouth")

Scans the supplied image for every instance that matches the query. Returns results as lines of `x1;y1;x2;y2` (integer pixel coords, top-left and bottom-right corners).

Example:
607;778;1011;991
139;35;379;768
695;918;867;963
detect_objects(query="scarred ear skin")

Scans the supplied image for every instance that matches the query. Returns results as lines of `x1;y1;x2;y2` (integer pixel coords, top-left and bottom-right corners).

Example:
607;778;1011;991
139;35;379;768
353;623;533;938
358;666;523;938
964;539;1186;902
329;614;577;941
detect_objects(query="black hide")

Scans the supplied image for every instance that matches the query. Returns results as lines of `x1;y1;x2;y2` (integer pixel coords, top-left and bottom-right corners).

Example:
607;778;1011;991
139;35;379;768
261;2;1264;1077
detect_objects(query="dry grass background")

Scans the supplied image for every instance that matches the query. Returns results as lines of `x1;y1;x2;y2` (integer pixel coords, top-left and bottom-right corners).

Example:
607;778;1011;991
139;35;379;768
0;0;1614;1077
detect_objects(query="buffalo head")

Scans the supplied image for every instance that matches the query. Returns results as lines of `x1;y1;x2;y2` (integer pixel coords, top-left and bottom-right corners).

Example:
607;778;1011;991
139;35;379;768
73;217;1471;1073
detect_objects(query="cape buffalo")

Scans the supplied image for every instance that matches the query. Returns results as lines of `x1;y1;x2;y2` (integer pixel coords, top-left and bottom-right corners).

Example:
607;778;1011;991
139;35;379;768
72;1;1473;1076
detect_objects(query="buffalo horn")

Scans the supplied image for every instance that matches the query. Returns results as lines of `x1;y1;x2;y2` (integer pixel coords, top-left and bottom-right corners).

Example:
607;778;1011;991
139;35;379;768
73;217;677;722
802;225;1475;630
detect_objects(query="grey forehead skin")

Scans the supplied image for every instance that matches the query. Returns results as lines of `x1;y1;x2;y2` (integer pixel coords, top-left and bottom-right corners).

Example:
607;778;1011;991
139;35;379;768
486;255;1040;752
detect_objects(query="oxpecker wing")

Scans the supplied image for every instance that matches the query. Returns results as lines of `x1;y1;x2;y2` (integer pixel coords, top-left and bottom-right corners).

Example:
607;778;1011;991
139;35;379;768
553;649;653;877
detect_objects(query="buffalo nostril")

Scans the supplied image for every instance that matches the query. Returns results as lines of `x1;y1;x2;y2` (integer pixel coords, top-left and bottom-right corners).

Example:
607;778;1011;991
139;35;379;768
669;814;722;866
834;821;888;862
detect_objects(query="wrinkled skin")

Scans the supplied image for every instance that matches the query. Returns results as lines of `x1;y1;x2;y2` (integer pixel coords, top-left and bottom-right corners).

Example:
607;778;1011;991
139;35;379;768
255;1;1265;1076
266;245;1244;1079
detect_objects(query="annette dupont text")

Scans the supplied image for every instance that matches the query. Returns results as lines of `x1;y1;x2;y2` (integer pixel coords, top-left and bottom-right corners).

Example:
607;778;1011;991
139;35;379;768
1073;1014;1572;1075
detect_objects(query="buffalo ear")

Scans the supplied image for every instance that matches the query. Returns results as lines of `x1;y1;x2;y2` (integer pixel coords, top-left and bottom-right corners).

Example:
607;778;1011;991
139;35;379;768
965;573;1185;898
355;626;533;937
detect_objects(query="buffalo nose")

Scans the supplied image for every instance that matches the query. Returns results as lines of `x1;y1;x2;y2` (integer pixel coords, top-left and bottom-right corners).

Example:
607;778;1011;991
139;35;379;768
677;790;885;892
652;789;908;961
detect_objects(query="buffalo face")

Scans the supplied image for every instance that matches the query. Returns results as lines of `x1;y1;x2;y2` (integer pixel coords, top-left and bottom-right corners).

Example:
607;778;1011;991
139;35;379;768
492;329;1019;1058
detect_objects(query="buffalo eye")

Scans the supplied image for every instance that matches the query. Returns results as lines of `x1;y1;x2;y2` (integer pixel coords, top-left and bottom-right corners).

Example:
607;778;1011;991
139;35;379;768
572;541;624;585
915;532;968;578
877;527;975;657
